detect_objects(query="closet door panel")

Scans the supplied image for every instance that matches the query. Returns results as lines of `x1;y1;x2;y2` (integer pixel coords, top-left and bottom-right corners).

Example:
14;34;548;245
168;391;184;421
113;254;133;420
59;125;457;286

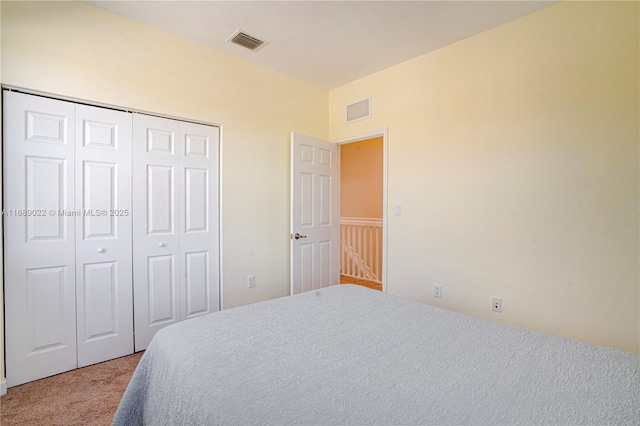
184;251;209;317
147;165;175;234
4;91;77;387
147;254;176;324
180;122;220;320
133;114;181;351
75;105;133;367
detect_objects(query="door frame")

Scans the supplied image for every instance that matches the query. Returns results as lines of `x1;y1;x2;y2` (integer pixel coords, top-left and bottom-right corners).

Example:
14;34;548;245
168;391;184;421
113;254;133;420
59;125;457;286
334;128;388;293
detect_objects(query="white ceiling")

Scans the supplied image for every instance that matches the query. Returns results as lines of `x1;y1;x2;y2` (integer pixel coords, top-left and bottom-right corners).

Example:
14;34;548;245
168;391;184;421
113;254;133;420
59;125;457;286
86;1;555;89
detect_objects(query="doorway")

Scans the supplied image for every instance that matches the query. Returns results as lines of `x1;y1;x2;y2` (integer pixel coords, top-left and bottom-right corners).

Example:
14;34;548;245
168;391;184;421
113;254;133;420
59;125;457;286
338;134;386;292
289;129;387;295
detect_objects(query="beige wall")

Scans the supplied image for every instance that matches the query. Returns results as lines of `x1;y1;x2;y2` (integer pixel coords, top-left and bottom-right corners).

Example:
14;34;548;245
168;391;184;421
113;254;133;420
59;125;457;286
330;1;640;353
340;137;383;218
0;0;328;382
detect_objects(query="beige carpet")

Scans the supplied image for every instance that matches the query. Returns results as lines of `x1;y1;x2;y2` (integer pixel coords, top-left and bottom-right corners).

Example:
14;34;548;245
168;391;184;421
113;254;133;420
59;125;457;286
0;352;143;426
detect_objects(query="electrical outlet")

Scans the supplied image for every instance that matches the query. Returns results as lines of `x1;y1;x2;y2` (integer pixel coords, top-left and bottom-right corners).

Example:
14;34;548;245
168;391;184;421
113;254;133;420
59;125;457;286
492;297;502;313
433;283;442;298
247;275;256;288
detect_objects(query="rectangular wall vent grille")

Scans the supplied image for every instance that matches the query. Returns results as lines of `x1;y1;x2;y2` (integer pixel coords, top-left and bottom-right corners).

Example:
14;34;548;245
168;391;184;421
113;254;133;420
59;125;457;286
229;31;266;51
346;98;372;123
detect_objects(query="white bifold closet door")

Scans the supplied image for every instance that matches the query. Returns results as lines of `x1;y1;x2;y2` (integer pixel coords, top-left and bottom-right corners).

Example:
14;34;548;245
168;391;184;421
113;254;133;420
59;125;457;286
3;91;133;387
74;104;133;367
132;114;220;351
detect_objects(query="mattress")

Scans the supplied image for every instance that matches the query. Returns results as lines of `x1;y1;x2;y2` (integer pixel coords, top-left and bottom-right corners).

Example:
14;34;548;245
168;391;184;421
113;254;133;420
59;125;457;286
113;284;640;425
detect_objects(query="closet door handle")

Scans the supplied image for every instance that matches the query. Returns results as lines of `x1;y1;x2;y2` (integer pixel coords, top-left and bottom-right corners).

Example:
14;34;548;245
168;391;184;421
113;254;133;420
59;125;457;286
158;242;166;248
97;248;106;253
294;233;307;240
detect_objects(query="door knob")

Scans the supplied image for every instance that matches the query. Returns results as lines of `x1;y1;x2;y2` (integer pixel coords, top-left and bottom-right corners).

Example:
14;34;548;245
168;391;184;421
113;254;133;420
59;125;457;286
97;248;105;253
294;233;307;240
158;242;166;247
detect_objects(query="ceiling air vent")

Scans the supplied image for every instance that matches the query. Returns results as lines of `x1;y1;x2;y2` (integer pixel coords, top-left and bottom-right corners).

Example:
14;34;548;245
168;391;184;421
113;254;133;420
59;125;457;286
346;97;372;123
228;30;268;52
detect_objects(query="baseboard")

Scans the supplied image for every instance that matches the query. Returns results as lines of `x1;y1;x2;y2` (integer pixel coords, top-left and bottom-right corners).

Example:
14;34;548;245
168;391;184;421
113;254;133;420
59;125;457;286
1;377;6;396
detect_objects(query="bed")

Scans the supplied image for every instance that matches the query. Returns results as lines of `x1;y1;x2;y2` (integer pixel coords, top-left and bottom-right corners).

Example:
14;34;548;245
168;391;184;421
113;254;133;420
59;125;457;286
113;285;640;425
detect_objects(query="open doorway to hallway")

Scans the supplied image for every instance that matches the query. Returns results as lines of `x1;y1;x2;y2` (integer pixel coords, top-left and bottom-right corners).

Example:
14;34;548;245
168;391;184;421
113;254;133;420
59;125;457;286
339;137;383;292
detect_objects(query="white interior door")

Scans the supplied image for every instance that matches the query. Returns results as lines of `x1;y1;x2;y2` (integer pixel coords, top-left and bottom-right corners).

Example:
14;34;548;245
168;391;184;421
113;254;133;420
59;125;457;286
179;121;220;321
290;132;339;294
133;114;181;351
4;91;77;386
133;115;220;351
75;104;133;367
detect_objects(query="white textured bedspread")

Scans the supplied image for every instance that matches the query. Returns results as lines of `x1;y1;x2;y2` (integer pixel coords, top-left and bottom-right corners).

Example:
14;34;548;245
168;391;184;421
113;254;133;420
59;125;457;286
113;285;639;425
